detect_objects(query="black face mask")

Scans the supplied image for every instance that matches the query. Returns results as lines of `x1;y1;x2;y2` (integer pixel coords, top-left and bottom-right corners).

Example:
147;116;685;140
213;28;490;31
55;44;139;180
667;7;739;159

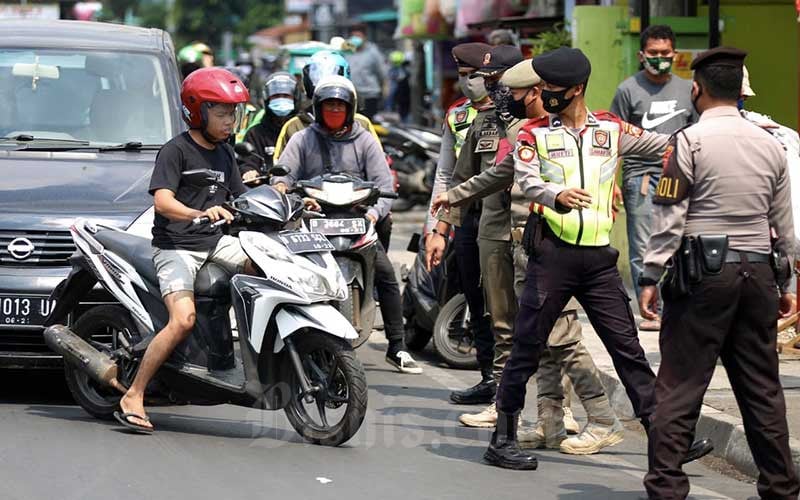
486;80;514;124
541;88;574;114
508;88;534;120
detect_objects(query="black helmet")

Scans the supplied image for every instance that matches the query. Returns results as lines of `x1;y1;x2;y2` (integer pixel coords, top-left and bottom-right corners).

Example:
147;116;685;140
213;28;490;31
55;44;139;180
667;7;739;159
312;75;357;128
264;71;301;106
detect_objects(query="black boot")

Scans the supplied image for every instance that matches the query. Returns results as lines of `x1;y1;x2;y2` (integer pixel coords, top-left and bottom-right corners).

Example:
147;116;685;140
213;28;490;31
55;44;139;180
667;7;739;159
450;366;496;405
484;409;538;470
681;438;714;464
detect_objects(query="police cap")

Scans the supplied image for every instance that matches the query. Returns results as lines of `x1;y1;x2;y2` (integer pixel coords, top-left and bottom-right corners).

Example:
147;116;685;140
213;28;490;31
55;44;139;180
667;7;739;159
499;59;541;88
690;46;747;71
475;45;524;77
532;47;591;87
452;43;492;70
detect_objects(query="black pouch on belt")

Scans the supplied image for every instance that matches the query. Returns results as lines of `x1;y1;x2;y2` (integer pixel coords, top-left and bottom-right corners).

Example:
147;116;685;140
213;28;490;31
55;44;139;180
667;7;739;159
663;236;696;299
521;212;544;256
697;234;728;275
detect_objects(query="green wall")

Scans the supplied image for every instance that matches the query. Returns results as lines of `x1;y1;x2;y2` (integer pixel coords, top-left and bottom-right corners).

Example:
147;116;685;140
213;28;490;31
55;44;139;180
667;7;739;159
701;3;799;129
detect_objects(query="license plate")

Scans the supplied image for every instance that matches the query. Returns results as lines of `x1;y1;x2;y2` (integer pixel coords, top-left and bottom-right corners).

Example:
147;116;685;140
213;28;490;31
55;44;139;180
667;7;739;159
309;218;366;236
0;295;56;327
278;231;335;254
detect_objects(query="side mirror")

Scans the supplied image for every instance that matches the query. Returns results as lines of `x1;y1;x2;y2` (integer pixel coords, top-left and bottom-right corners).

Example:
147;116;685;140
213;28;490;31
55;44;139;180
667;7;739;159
182;168;219;186
269;165;289;177
234;142;256;157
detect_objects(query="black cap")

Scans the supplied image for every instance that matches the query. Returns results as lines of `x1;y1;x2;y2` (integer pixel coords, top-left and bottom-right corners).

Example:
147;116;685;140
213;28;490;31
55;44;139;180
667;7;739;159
532;47;592;87
475;45;524;77
452;42;492;70
690;46;747;71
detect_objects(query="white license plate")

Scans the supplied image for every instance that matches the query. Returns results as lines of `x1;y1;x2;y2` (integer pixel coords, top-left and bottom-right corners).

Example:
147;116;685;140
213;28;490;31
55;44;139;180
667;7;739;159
309;218;366;236
0;295;56;327
278;232;335;254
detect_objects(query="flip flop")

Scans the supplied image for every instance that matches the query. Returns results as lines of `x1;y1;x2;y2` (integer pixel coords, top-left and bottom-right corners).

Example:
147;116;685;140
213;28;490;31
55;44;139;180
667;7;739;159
113;411;154;434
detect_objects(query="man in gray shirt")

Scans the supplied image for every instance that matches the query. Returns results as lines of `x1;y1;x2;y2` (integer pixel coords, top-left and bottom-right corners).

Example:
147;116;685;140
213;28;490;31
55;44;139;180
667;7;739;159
610;25;696;331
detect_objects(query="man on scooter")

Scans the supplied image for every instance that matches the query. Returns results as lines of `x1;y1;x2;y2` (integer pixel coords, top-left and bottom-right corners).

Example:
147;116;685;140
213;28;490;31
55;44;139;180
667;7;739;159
115;68;254;433
272;75;423;375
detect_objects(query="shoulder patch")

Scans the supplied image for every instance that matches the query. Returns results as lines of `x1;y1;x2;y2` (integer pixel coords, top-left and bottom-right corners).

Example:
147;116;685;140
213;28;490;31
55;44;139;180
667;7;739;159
517;144;536;162
620;121;644;138
653;134;691;205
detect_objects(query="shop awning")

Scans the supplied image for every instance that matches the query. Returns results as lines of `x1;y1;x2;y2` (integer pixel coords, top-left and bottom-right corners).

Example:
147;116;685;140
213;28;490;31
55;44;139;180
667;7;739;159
359;9;398;23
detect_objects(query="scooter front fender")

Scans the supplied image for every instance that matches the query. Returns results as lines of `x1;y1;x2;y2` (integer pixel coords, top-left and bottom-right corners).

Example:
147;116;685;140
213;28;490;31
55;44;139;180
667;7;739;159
272;303;358;353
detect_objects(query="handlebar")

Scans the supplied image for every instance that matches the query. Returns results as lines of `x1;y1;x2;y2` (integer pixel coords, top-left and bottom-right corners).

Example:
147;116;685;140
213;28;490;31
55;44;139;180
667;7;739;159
380;191;399;199
192;216;234;227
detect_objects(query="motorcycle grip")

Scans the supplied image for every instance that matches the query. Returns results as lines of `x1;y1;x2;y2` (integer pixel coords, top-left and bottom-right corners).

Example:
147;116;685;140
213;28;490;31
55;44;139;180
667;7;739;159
380;191;399;199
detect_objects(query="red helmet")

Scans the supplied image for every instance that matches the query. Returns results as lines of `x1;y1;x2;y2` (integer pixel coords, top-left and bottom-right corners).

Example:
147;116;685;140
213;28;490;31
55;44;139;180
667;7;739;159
180;67;251;128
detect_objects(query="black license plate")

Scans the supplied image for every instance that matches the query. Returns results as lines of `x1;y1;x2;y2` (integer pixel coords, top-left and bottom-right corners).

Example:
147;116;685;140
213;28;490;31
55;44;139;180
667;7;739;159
309;218;366;236
278;232;335;254
0;295;56;327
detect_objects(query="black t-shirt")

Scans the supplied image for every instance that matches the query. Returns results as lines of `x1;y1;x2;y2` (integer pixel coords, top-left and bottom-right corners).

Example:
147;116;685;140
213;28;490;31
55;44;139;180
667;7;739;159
149;132;246;251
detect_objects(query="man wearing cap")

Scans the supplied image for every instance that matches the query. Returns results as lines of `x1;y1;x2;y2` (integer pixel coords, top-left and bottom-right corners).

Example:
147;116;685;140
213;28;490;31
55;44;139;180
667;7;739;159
639;47;799;499
434;56;626;454
425;43;493;381
443;45;528;422
478;47;712;470
610;25;697;332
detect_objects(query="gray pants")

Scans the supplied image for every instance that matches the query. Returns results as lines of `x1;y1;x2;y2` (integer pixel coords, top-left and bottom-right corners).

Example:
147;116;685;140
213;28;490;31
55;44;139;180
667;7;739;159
478;239;515;384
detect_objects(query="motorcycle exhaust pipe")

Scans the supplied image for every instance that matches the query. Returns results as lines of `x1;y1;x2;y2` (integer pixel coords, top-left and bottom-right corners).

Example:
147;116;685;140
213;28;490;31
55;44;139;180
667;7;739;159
44;324;126;393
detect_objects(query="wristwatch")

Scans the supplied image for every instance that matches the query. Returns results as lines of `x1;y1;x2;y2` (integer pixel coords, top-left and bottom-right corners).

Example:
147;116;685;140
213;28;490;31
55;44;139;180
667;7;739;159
637;276;659;287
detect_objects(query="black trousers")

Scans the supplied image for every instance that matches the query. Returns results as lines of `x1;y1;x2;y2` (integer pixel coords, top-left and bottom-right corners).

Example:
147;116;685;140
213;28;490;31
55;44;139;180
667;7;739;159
453;211;493;368
496;228;656;425
644;259;799;500
374;241;405;348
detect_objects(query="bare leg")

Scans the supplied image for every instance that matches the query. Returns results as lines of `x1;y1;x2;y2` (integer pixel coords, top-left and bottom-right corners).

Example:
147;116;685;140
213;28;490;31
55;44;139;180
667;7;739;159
119;291;196;429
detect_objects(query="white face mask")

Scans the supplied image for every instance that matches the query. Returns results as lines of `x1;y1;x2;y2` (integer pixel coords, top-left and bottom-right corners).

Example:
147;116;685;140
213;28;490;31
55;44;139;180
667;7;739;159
459;75;488;102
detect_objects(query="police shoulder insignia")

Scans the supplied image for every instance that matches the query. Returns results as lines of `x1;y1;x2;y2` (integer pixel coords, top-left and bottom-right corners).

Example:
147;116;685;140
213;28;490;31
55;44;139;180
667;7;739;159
653;136;691;205
517;145;536;162
475;138;499;153
455;110;468;123
621;121;644;138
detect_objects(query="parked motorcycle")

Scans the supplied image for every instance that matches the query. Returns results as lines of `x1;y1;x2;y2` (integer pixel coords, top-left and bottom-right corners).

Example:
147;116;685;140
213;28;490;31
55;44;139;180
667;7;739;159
44;170;367;446
402;232;478;369
295;173;398;349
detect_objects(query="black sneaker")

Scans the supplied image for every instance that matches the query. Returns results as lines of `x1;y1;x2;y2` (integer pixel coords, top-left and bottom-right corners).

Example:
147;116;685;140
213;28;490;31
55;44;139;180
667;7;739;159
386;350;423;374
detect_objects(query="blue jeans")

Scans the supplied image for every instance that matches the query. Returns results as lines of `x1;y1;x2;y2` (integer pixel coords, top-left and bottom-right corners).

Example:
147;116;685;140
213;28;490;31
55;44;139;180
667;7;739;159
623;173;660;303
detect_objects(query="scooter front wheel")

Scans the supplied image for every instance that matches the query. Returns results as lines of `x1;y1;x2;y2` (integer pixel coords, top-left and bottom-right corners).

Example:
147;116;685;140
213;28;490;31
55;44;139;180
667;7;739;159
432;294;479;369
284;331;368;446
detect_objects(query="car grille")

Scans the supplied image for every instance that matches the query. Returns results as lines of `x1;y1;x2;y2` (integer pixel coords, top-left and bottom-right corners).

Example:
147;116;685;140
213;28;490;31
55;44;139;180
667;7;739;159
0;330;50;352
0;231;75;267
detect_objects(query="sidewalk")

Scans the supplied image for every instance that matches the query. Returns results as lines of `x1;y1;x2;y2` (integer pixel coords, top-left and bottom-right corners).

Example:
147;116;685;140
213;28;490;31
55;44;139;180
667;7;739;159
578;313;800;478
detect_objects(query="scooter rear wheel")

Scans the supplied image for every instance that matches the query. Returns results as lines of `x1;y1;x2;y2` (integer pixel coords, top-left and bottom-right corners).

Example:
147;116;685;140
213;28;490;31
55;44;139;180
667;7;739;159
432;294;479;370
284;331;368;447
63;305;140;420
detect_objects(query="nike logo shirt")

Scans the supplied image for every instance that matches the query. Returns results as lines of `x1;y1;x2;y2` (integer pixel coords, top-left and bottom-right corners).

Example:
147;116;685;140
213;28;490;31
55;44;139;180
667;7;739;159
610;71;697;182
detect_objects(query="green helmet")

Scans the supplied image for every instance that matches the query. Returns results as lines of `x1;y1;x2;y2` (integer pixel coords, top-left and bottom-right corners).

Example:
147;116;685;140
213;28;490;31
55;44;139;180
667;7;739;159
178;42;213;64
389;50;405;66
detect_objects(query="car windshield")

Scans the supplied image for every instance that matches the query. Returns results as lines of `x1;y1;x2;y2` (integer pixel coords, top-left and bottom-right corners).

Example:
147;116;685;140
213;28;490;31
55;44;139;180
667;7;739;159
0;48;173;146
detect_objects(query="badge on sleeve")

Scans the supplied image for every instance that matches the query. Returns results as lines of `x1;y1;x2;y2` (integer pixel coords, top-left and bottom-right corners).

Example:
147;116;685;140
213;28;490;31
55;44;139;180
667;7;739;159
621;121;644;138
517;145;536;162
652;135;691;205
455;110;467;123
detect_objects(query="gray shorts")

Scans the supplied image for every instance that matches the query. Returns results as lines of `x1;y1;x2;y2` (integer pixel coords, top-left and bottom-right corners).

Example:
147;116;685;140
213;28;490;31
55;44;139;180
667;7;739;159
152;235;249;297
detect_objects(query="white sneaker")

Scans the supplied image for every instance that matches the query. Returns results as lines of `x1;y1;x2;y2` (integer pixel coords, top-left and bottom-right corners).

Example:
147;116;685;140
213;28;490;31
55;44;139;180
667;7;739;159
563;407;580;435
386;351;423;374
559;421;625;455
459;402;497;428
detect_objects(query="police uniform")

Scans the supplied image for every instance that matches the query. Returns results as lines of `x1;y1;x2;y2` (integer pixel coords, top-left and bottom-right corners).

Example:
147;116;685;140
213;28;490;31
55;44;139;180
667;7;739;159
641;47;799;500
484;49;712;471
447;58;620;446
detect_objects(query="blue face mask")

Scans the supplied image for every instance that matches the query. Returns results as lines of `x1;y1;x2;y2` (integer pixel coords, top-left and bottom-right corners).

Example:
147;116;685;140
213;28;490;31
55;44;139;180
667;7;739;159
349;36;364;49
268;97;294;117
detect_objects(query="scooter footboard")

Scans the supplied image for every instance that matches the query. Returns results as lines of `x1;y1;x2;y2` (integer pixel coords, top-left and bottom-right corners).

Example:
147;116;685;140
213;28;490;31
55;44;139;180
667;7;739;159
272;303;358;353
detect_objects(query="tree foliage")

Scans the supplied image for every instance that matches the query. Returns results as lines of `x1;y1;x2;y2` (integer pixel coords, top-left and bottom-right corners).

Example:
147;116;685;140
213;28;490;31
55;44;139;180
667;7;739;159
530;22;573;55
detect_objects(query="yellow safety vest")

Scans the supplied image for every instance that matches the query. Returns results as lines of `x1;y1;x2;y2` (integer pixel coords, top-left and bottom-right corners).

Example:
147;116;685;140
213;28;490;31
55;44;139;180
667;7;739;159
445;97;478;158
524;113;620;246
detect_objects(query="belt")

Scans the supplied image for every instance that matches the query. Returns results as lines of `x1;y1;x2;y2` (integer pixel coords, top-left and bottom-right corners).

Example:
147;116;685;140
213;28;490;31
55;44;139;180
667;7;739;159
725;251;770;264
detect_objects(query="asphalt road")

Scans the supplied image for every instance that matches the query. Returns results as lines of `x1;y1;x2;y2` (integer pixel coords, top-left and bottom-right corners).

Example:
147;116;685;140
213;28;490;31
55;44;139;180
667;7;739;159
0;209;757;500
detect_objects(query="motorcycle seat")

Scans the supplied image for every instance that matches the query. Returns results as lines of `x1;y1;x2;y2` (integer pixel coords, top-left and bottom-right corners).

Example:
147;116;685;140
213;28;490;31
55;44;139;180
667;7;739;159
93;230;230;297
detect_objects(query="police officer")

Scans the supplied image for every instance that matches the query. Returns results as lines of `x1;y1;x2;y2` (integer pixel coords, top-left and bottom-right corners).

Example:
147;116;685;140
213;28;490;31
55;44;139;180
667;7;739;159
433;57;625;453
639;47;799;500
480;48;712;470
425;42;494;405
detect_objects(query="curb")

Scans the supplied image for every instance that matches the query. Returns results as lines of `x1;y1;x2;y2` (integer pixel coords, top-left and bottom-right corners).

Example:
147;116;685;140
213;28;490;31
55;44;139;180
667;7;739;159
596;367;800;478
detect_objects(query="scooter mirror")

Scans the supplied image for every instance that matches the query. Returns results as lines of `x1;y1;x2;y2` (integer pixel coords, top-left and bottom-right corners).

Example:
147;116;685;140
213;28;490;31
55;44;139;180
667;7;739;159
269;165;289;177
182;168;220;186
234;142;256;157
